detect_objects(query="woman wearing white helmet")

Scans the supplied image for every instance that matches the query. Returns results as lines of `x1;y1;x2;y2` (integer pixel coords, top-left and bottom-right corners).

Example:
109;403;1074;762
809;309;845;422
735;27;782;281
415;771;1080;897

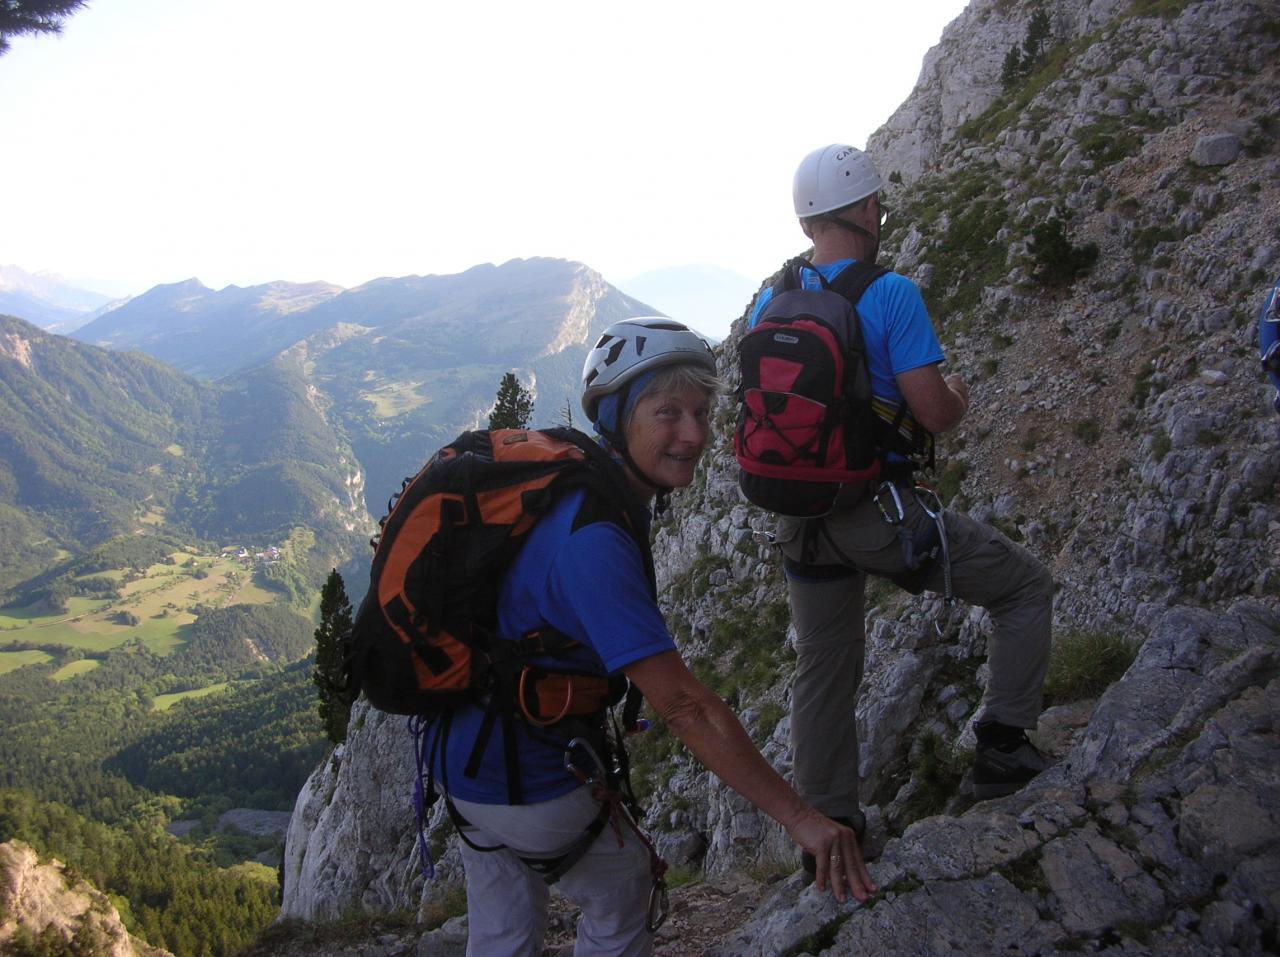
442;317;873;957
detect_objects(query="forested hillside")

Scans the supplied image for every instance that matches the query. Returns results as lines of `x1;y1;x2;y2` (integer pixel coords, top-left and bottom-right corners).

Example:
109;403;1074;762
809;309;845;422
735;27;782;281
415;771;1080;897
0;642;326;956
0;315;367;601
0;315;365;955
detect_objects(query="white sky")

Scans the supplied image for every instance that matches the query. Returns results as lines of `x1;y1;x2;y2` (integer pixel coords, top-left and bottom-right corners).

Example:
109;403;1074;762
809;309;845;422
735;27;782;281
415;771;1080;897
0;0;967;299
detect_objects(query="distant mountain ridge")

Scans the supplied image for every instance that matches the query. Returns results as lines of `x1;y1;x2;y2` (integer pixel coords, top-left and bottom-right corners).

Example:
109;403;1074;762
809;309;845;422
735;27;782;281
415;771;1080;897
73;278;346;378
73;257;668;515
0;265;114;333
0;257;681;591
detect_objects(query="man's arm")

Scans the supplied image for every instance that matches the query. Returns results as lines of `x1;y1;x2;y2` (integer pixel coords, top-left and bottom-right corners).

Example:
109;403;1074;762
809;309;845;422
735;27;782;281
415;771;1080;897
897;365;969;434
624;650;875;903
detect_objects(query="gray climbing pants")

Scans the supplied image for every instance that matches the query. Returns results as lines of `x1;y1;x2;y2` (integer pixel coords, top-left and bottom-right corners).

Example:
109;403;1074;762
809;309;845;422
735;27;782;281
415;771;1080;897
776;486;1053;818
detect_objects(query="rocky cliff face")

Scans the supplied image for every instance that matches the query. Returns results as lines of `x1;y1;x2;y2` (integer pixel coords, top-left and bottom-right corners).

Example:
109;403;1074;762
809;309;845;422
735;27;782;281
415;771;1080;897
278;0;1280;952
0;841;174;957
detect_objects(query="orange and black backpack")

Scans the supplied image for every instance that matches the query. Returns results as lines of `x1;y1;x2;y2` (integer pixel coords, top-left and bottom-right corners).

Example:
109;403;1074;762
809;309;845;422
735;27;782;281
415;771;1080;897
346;426;651;722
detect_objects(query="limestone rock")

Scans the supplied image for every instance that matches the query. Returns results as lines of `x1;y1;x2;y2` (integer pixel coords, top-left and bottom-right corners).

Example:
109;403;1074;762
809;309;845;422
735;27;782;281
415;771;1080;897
280;700;457;921
707;603;1280;956
0;841;173;957
1191;132;1242;167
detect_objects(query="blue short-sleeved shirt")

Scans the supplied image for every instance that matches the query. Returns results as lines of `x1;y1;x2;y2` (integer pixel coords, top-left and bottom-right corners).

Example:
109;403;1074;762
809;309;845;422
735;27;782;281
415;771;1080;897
433;487;676;804
749;260;945;403
1260;275;1280;401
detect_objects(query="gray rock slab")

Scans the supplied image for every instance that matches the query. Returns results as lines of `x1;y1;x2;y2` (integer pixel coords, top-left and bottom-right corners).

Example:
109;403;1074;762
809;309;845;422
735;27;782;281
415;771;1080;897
830;872;1056;957
1040;822;1165;936
1191;132;1241;166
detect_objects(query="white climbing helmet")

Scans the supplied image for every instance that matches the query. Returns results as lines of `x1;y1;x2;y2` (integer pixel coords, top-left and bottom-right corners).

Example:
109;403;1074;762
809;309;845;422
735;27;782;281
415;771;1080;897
580;317;716;421
792;144;886;218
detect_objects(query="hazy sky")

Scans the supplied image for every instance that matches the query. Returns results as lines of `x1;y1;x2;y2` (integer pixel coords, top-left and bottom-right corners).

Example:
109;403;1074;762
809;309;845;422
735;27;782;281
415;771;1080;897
1;0;967;300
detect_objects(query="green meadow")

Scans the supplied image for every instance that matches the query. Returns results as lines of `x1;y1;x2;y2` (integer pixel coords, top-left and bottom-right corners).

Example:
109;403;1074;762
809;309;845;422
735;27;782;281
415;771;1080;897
0;648;54;676
0;551;286;659
152;682;233;711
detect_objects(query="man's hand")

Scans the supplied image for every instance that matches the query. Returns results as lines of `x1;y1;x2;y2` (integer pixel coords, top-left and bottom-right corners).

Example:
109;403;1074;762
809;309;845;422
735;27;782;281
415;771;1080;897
789;810;876;904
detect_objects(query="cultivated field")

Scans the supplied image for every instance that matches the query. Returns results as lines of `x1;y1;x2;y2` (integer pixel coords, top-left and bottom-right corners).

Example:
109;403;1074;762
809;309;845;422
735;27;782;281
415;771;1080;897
0;551;283;658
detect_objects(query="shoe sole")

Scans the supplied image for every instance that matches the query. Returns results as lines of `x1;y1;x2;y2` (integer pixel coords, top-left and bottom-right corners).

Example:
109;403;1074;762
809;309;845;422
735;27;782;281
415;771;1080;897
972;780;1024;799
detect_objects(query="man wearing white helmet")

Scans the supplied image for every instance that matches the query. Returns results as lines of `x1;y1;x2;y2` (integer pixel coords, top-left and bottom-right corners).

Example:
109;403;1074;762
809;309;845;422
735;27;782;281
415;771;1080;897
751;145;1055;876
437;318;874;956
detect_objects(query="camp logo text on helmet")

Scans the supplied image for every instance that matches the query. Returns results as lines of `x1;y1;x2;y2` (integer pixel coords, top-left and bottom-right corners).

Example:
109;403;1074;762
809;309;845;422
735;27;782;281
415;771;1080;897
792;143;887;218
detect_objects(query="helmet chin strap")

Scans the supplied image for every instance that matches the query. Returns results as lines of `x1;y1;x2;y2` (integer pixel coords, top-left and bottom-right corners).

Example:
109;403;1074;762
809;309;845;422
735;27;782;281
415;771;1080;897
597;381;672;515
823;213;880;265
612;442;672;517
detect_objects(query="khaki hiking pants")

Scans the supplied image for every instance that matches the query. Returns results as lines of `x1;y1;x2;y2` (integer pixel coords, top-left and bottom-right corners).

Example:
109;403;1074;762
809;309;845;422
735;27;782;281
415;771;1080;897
775;486;1053;819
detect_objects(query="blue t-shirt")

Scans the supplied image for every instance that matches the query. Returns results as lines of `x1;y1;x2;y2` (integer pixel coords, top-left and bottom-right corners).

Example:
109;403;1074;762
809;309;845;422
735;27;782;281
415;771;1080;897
433;487;676;804
1260;275;1280;405
749;260;945;403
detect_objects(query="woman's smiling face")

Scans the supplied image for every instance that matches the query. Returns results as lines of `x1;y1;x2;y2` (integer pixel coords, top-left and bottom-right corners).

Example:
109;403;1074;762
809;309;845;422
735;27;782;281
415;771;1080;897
623;382;711;491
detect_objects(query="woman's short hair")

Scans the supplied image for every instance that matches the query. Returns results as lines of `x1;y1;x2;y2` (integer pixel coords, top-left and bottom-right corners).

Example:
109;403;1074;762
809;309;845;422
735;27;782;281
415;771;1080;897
624;363;722;428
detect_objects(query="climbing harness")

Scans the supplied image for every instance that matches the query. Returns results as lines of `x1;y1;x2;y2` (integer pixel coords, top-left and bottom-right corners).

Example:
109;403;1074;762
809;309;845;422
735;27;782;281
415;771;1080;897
563;737;671;932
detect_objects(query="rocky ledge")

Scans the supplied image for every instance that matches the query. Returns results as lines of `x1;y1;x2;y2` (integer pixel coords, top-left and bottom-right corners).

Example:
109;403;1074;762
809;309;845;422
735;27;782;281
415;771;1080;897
710;601;1279;956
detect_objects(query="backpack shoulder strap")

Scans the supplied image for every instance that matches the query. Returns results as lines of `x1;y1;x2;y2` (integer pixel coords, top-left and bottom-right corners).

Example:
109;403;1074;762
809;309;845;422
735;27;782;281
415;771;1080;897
826;261;889;307
772;256;831;295
539;427;657;596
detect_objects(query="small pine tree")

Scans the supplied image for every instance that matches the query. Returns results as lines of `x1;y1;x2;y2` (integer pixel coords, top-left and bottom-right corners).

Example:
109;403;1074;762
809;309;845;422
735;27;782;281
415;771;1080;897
488;372;534;430
0;1;86;56
313;568;354;744
1028;217;1099;287
1000;46;1025;89
1023;7;1052;63
1000;6;1052;90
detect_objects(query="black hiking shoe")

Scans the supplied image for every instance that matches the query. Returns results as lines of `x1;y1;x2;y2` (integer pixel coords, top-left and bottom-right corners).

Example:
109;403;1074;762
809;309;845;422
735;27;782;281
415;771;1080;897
972;720;1049;799
800;811;867;880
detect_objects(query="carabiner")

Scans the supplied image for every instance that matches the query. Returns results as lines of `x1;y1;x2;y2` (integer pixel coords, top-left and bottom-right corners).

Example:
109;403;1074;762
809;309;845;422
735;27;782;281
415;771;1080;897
873;481;906;526
564;737;608;786
912;485;944;521
647;878;670;932
912;485;959;636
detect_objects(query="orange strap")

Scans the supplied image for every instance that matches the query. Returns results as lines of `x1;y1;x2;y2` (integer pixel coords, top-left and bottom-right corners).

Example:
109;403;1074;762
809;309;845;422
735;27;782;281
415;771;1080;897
518;668;574;726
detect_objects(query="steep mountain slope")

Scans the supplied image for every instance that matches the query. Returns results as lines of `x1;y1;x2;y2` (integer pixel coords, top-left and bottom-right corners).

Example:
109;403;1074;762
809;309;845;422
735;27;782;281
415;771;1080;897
0;316;366;596
275;0;1279;954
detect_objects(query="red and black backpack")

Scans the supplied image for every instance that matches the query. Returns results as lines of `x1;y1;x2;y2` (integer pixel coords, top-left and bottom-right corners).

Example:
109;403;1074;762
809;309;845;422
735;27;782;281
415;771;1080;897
735;257;928;517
